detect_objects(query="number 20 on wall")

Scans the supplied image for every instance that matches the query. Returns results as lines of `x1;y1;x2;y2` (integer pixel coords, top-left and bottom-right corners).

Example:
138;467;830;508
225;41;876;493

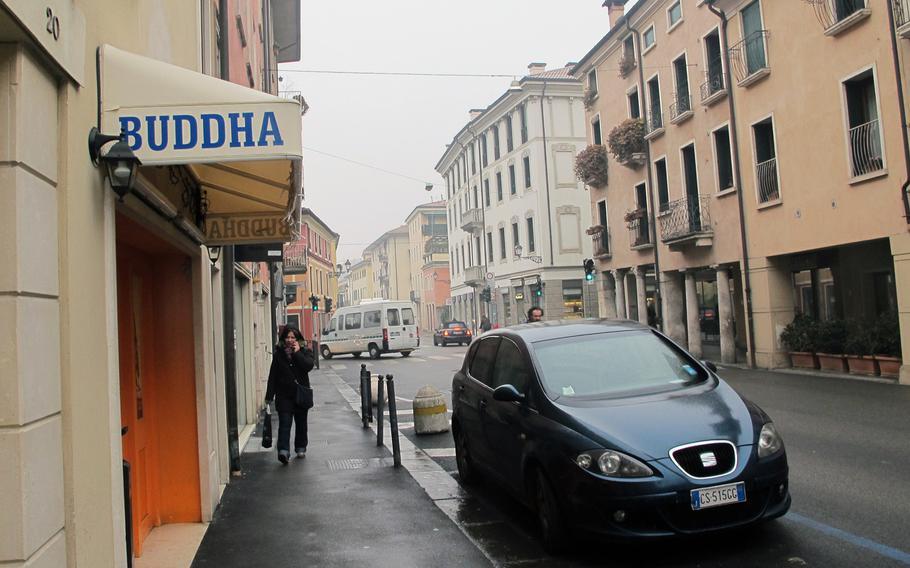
46;7;60;41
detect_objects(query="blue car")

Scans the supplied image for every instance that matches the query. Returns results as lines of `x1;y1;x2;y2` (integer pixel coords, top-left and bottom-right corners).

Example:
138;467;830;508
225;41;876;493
451;320;790;552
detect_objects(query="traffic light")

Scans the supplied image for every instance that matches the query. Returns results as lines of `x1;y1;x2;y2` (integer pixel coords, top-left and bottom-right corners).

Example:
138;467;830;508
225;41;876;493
532;284;543;297
324;297;333;312
480;287;491;303
583;258;595;282
309;295;320;311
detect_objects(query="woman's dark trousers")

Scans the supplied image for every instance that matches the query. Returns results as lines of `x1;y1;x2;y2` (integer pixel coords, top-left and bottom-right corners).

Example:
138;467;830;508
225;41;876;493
277;409;309;453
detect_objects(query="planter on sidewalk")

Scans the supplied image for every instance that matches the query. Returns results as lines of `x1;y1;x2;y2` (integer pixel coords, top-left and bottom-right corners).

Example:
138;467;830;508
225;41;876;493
788;351;819;370
845;355;878;376
817;353;847;373
874;355;901;379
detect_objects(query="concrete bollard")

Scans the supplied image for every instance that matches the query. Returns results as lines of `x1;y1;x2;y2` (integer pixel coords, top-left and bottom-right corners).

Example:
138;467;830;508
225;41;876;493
413;385;449;435
370;373;388;406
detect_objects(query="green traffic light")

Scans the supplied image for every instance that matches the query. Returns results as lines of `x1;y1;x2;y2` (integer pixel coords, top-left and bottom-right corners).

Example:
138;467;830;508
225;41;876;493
585;273;594;281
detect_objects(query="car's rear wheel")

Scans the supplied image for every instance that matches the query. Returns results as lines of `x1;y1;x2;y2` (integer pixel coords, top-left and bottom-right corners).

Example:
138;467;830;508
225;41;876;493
368;344;382;359
535;470;568;554
320;345;333;360
454;425;477;485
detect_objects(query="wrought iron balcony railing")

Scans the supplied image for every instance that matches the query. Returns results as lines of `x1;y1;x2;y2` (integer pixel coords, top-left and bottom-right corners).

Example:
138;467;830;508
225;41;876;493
730;30;770;84
591;229;611;258
645;107;664;136
849;119;884;178
756;158;780;203
897;0;910;30
700;71;727;103
283;241;308;275
669;92;692;122
421;224;448;237
628;217;652;248
659;196;712;243
806;0;868;32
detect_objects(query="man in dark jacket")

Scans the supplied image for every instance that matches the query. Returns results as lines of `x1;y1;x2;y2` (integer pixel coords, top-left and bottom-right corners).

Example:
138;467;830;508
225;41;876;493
265;326;315;463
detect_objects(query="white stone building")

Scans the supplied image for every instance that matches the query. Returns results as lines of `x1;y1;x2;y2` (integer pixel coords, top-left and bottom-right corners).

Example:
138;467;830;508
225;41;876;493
436;63;598;328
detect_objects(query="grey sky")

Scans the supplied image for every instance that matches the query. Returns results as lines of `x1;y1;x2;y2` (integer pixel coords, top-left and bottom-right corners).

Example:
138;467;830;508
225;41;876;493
284;1;633;264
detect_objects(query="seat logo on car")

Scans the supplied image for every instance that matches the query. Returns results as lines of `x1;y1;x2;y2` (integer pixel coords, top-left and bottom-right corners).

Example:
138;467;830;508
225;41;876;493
700;452;718;468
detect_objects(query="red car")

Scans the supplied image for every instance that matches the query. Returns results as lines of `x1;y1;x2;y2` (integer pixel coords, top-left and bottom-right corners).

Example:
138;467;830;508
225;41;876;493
433;321;473;346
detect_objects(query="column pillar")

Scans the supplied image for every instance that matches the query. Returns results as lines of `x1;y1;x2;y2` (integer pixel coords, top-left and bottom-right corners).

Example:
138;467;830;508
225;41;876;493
661;271;687;347
612;269;627;319
684;271;702;358
601;272;617;319
717;266;736;364
634;267;648;325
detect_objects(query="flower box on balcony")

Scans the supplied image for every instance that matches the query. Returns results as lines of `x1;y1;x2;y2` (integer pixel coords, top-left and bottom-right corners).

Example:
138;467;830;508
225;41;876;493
574;145;609;188
623;208;646;224
583;89;598;111
618;54;636;78
874;355;901;379
607;119;646;169
585;225;605;236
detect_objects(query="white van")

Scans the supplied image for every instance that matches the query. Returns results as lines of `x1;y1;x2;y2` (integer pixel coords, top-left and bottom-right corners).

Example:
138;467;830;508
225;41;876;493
320;299;420;359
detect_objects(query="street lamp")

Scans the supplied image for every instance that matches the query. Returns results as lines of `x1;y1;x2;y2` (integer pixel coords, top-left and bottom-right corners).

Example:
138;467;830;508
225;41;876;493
88;127;142;199
513;244;542;264
207;246;222;266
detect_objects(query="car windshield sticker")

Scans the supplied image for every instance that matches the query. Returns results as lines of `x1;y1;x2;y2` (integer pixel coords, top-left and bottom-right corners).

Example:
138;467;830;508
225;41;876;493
562;385;576;396
682;365;698;377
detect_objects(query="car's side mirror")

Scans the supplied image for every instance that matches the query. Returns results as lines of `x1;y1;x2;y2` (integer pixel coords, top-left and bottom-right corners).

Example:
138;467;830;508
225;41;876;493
493;384;525;403
702;360;718;373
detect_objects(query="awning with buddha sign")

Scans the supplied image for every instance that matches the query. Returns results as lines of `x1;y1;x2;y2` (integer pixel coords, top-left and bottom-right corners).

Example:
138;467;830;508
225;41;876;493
99;44;303;245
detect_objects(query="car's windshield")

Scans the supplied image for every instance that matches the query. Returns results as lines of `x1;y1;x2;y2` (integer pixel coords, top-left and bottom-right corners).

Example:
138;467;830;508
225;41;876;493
446;322;467;328
533;330;707;398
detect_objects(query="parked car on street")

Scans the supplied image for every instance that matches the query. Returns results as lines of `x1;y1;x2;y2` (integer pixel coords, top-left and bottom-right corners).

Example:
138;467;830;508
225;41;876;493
320;299;419;359
451;319;790;552
433;321;473;346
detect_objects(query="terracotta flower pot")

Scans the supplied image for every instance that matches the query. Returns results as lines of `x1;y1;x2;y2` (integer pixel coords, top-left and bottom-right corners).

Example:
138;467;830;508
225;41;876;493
788;351;819;370
874;355;902;379
845;355;878;376
817;353;847;373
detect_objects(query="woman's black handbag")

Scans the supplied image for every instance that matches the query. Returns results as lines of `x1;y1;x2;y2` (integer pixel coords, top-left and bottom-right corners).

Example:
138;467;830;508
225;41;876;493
260;404;273;448
295;381;314;409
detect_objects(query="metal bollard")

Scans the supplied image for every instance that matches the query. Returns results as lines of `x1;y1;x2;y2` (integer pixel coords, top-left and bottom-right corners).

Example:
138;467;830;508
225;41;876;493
359;364;370;428
385;375;401;468
376;374;385;447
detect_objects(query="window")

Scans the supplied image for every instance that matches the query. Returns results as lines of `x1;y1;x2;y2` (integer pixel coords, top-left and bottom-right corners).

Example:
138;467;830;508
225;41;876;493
345;313;362;330
506;115;514;152
753;118;779;203
628;88;641;119
456;159;461;187
643;25;656;50
844;70;884;178
469;337;501;386
484;179;491;206
592;117;602;145
364;310;381;328
486;232;494;261
499;227;507;259
713;126;735;191
587;69;598;96
704;31;724;99
523;156;532;188
655;158;669;211
562;280;584;318
647;77;662;130
475;236;481;265
481;134;489;167
509;165;517;195
496;172;504;201
492;125;501;160
402;308;415;325
520;104;528;143
673;54;691;117
741;1;767;76
512;222;520;252
327;318;336;333
491;339;531;392
595;200;609;255
681;144;699;202
623;35;635;61
387;308;401;326
668;1;682;29
633;183;650;246
527;217;536;252
470;143;476;174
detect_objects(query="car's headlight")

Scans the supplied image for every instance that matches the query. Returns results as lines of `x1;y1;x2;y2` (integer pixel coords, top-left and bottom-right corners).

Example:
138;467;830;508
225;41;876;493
758;422;783;458
575;449;653;478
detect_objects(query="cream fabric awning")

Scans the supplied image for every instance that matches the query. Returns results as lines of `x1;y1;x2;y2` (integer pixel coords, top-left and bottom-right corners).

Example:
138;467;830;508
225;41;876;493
99;44;302;245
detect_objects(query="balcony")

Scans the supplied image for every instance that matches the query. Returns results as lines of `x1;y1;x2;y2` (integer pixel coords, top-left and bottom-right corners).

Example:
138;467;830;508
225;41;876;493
619;52;637;78
658;196;713;249
849;119;885;179
700;71;727;106
282;242;308;275
645;107;664;140
424;235;448;254
591;229;611;259
460;208;483;233
808;0;871;36
669;92;693;125
897;0;910;37
422;223;448;237
626;215;653;249
756;157;780;203
730;30;770;87
463;265;485;286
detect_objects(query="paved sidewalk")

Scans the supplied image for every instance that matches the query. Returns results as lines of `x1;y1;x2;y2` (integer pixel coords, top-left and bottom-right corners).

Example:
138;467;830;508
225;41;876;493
191;369;491;568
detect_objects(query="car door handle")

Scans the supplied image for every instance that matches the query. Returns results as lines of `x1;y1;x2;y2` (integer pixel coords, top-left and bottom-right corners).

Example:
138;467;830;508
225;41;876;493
479;399;487;409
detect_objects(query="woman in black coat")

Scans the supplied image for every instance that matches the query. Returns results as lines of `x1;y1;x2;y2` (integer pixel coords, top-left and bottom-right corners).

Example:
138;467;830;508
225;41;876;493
265;325;315;464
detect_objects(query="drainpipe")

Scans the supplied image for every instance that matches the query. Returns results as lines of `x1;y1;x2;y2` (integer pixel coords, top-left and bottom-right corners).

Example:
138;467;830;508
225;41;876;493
708;1;757;368
628;18;664;328
539;80;556;266
886;1;910;222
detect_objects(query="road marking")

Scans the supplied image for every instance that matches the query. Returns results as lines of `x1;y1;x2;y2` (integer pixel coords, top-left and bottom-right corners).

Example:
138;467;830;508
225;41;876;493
785;512;910;565
330;364;346;370
428;355;450;361
423;447;456;458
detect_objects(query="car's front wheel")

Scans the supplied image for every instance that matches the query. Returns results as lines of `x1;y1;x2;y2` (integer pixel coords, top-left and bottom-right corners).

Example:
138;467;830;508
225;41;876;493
368;344;382;360
320;345;333;360
454;425;477;486
535;470;568;554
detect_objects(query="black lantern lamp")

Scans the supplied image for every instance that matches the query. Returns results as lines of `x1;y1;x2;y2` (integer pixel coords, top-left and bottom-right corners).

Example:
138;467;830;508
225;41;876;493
207;246;222;266
88;127;142;199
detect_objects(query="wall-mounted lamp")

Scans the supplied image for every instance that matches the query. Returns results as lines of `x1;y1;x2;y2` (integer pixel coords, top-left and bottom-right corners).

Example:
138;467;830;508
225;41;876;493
514;244;542;264
424;183;434;192
88;127;141;199
207;246;222;266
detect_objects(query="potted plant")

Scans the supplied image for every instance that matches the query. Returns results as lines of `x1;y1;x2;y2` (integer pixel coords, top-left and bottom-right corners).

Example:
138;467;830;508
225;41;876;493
844;320;878;376
815;319;848;372
873;311;902;379
779;313;819;369
574;144;609;188
583;89;598;111
607;119;646;168
618;53;636;78
585;224;605;236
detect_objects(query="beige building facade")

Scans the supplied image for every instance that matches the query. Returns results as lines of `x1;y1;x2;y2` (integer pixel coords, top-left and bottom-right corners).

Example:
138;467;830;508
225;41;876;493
364;226;412;301
574;0;910;381
349;259;375;305
405;201;450;331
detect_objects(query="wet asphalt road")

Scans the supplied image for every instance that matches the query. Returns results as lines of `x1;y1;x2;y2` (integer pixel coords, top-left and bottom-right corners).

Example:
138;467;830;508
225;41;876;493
322;341;910;567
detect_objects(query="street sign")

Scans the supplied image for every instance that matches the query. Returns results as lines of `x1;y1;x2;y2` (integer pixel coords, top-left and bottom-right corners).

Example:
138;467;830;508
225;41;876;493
445;297;453;306
485;271;495;282
234;242;285;262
